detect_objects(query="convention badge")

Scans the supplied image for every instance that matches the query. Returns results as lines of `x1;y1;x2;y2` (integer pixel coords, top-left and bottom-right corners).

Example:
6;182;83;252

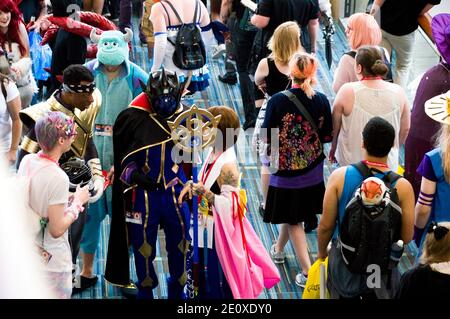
94;124;113;137
126;211;143;225
37;245;53;265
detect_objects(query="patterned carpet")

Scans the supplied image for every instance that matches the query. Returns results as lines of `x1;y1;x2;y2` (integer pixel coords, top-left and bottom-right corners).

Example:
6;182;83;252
73;17;418;299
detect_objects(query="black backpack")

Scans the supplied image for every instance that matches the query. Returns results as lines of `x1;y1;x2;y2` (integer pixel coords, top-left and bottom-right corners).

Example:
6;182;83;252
338;162;403;275
162;0;206;70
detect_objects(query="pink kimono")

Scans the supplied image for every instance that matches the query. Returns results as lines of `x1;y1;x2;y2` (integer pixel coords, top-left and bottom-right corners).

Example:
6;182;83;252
198;148;280;298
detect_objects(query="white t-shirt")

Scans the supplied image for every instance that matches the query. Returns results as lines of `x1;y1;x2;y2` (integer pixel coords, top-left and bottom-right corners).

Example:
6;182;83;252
17;154;72;273
0;81;19;154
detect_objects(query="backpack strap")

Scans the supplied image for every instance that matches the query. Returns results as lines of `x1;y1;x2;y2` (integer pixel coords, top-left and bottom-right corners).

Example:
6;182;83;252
382;171;402;189
351;161;373;180
193;0;200;24
281;90;318;132
352;161;401;190
161;0;183;25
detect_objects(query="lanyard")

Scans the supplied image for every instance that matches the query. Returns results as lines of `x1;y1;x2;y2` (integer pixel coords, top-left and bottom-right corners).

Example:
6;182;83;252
38;152;59;166
362;160;388;169
361;76;383;81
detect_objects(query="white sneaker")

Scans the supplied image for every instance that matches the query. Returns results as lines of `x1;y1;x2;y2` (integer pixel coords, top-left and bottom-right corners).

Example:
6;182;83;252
211;44;226;59
270;244;285;264
295;272;308;288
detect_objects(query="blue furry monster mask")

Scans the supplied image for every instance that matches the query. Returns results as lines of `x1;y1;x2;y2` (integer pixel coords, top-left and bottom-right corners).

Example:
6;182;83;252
90;28;133;66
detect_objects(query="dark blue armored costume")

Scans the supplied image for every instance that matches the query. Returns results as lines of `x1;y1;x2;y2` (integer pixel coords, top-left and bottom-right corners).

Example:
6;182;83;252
105;69;191;299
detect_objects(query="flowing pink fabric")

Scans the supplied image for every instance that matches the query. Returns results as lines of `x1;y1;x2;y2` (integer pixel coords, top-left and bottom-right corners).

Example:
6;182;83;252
212;185;280;299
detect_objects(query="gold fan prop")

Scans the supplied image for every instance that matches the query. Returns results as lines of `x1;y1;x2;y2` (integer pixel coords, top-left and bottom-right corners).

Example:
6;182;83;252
425;90;450;125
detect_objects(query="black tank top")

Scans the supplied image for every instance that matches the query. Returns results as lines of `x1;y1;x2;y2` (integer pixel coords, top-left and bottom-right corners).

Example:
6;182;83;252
265;58;291;97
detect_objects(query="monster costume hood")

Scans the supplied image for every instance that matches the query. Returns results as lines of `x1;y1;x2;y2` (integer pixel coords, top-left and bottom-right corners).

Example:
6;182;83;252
90;28;132;66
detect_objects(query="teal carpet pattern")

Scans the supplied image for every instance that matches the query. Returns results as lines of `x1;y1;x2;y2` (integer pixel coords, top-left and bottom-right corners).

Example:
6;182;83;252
73;18;418;299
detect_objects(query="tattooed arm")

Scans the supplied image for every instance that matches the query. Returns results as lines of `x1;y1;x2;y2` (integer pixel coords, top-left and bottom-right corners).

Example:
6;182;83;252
191;162;240;204
217;163;240;188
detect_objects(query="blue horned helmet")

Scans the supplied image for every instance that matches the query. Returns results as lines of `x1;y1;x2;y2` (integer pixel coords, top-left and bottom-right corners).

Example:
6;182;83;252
90;28;133;66
147;67;182;118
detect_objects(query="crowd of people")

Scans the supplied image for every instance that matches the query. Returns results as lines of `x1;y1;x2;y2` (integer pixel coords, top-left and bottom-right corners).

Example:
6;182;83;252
0;0;449;300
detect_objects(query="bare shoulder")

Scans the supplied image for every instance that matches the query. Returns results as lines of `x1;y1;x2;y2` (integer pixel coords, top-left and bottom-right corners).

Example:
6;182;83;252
329;166;347;184
150;2;164;16
395;177;414;195
217;162;240;187
327;166;347;196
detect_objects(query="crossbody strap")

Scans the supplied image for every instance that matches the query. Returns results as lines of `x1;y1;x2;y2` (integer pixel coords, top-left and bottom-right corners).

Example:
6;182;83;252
282;90;319;132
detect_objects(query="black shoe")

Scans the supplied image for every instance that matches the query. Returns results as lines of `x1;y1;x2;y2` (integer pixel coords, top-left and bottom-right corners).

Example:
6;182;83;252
72;275;98;294
304;217;318;233
218;74;237;85
243;120;256;130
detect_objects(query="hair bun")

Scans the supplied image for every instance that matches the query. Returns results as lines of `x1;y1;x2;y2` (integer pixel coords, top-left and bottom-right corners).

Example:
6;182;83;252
370;59;388;76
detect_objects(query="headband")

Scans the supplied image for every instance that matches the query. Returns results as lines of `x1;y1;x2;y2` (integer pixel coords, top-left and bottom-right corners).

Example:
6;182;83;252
62;82;96;93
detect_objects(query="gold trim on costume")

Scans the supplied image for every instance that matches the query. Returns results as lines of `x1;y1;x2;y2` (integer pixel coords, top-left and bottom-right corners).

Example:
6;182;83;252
121;138;172;165
20;136;40;154
171;186;188;286
123;184;138;194
157;143;166;184
140;183;153;288
148;113;172;136
129;105;151;113
103;278;138;289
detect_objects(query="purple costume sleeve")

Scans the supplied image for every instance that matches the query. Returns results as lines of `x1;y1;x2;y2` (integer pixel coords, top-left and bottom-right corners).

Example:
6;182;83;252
120;161;138;186
417;155;437;182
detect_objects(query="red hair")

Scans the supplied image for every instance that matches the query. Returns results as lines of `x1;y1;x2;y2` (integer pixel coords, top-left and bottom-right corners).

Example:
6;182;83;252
289;53;318;99
0;0;26;56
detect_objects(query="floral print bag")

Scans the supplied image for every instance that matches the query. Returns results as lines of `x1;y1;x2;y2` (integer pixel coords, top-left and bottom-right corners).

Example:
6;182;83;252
271;91;323;172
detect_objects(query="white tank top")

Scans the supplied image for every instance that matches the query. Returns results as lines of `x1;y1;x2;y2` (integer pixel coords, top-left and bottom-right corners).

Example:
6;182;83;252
336;81;402;170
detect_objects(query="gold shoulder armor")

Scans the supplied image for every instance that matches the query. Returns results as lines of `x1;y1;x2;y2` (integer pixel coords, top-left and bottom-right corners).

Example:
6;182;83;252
19;101;51;129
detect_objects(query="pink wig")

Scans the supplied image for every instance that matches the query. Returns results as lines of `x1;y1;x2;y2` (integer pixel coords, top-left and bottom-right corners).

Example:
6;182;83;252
346;13;382;50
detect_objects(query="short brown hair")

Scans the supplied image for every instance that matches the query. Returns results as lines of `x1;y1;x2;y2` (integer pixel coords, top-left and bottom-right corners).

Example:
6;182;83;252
209;106;240;151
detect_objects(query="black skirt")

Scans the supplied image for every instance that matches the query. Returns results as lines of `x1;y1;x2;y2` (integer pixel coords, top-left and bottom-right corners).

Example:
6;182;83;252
263;182;325;225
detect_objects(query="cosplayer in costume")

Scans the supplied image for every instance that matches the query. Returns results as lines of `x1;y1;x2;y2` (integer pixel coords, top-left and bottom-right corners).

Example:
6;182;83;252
178;109;281;299
75;28;149;292
413;88;450;259
105;68;191;299
17;65;104;272
404;14;450;198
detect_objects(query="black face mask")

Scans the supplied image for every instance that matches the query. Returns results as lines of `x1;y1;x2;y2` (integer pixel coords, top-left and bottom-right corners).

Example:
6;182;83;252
147;68;182;118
